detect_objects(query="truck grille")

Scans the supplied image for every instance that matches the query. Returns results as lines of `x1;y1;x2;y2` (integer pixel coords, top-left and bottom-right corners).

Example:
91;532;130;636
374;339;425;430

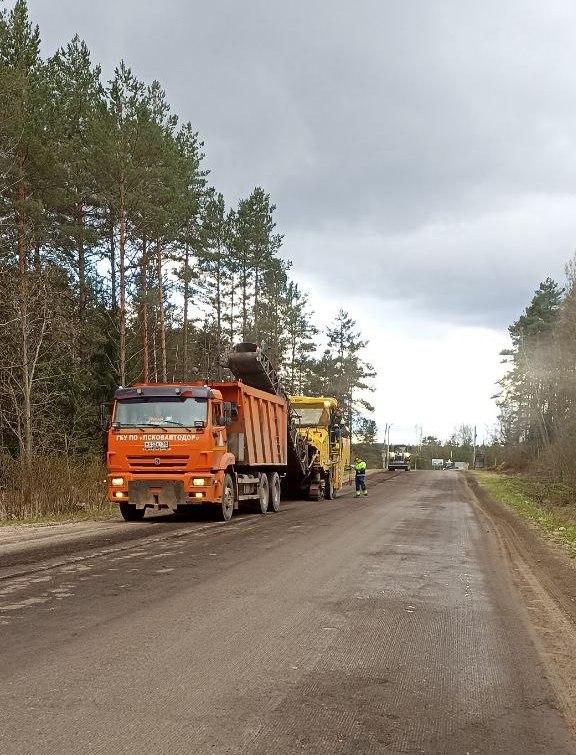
127;455;189;473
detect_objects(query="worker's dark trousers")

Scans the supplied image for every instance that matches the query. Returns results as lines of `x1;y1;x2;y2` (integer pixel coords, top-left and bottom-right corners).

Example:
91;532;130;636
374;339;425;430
355;473;366;492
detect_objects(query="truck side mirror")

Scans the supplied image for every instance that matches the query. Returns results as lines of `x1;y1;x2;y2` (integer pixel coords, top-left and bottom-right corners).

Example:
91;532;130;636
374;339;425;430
100;402;111;430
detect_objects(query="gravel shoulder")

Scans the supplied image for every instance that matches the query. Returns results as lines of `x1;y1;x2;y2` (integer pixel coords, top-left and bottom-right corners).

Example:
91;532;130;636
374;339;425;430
466;473;576;736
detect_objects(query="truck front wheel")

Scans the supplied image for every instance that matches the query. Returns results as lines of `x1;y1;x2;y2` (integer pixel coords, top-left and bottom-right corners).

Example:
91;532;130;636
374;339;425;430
119;503;145;522
221;474;235;522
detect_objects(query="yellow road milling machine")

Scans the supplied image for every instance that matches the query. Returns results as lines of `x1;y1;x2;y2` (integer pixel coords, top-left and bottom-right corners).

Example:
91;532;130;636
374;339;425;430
289;395;351;500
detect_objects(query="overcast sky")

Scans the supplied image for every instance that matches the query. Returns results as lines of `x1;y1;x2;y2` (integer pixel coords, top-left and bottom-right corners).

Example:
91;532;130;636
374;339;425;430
25;0;576;442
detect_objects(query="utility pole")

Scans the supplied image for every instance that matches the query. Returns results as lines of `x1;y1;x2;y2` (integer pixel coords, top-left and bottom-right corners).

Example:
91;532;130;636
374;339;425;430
414;424;423;470
384;423;391;470
472;425;477;470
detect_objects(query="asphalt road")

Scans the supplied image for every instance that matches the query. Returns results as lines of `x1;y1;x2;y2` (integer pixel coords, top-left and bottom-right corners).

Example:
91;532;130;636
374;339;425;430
1;472;574;754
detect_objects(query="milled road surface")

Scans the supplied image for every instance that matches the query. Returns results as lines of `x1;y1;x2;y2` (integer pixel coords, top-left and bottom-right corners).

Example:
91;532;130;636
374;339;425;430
1;472;574;754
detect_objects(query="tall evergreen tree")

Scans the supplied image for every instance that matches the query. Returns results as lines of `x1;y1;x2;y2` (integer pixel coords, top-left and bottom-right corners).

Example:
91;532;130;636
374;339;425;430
309;310;375;426
498;278;563;449
96;61;147;385
0;0;54;502
48;35;103;332
283;282;318;394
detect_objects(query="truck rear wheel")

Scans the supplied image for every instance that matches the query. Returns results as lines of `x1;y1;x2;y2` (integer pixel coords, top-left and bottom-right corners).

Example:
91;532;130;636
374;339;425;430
268;472;281;512
257;473;269;514
308;481;324;501
221;474;235;522
119;503;145;522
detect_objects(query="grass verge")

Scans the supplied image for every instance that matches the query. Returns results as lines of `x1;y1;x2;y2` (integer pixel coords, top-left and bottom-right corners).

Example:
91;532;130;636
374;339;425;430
0;455;115;527
472;471;576;556
0;505;116;528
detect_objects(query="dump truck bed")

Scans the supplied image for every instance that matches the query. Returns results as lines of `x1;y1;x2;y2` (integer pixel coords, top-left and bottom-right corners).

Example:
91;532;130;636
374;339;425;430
226;343;315;488
212;382;288;468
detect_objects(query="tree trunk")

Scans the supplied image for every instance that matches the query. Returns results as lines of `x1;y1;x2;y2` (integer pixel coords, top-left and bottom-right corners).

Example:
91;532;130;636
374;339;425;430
182;242;190;380
215;238;222;378
118;177;127;385
33;242;41;272
152;313;158;383
291;333;297;393
17;170;32;508
76;204;86;322
140;234;149;382
156;240;167;383
229;274;235;346
253;263;260;341
241;255;248;341
109;209;117;311
76;203;87;361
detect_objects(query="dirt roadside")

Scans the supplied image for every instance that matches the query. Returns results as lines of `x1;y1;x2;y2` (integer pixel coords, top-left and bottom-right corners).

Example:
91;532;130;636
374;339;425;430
0;469;394;575
466;473;576;735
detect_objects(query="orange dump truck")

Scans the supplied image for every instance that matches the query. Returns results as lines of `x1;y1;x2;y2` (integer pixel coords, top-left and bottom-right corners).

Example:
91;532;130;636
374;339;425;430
107;380;287;522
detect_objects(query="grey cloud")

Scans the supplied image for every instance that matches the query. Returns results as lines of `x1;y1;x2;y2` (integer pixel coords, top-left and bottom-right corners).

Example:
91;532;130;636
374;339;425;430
27;0;576;326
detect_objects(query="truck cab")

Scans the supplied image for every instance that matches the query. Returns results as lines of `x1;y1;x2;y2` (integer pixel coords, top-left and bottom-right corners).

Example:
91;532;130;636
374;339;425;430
107;384;232;519
107;381;287;522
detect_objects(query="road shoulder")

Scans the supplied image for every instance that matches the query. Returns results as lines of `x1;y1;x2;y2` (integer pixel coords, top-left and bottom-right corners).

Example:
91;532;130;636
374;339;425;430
465;473;576;736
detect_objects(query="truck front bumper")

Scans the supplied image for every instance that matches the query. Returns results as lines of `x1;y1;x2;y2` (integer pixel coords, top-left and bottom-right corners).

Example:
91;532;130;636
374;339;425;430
107;473;222;508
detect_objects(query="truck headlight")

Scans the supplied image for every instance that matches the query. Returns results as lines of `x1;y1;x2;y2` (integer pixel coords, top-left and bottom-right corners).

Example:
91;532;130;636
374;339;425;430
111;477;124;486
114;491;125;499
192;478;205;486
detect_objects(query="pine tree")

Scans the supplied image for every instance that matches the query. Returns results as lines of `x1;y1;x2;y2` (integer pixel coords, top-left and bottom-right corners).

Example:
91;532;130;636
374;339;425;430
96;61;147;385
283;282;318;394
498;278;563;449
48;35;103;337
354;417;378;444
197;192;231;376
324;310;376;424
0;0;54;502
172;123;208;380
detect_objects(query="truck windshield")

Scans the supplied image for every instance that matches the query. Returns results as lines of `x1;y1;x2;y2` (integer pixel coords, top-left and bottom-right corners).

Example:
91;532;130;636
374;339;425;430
113;397;208;428
293;407;327;427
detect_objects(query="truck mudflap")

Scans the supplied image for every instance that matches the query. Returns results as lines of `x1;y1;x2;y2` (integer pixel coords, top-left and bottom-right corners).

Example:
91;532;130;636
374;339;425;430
128;480;186;511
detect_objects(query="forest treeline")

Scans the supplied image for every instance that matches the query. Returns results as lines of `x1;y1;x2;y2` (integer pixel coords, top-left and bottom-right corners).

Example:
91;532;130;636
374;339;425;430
497;267;576;483
0;1;375;516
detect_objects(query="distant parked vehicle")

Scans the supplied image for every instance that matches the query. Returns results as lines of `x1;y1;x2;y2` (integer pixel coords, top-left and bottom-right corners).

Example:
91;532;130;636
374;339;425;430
443;461;469;471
